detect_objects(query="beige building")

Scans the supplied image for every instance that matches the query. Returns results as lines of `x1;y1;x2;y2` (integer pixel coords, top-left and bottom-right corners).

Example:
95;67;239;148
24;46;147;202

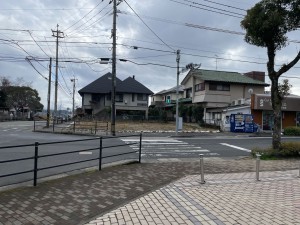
151;69;269;125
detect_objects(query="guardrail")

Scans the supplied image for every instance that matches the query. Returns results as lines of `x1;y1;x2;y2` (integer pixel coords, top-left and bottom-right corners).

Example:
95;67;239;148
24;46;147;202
33;120;109;135
0;133;142;187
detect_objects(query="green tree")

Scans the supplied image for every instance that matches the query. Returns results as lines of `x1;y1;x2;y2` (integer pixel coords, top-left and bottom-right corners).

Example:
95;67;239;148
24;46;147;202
241;0;300;150
192;105;204;123
0;90;7;108
5;86;43;112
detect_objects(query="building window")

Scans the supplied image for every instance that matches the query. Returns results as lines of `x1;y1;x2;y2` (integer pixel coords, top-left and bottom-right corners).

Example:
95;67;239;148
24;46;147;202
116;94;123;102
132;94;135;102
166;95;171;104
137;94;147;101
92;94;101;102
195;83;205;92
186;88;192;98
106;93;111;101
209;83;230;91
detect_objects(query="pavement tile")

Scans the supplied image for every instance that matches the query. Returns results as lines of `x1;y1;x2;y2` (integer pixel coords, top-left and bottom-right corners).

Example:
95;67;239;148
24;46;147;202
1;158;300;224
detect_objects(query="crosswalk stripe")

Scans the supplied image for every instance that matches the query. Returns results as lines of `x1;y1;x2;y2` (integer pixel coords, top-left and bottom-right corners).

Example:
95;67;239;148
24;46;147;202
220;143;251;152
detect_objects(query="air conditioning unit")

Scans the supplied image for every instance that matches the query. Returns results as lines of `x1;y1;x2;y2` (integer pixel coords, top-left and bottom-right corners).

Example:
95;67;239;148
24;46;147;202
124;100;128;104
238;99;245;105
232;100;238;106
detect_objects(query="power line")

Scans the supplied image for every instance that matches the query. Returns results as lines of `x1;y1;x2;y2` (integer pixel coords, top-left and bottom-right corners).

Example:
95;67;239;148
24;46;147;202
181;0;245;16
200;0;246;11
168;0;243;18
64;0;105;31
123;0;175;52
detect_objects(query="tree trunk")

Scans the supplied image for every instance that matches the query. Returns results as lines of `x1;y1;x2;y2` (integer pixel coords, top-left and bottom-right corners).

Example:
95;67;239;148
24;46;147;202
267;43;282;151
271;77;282;151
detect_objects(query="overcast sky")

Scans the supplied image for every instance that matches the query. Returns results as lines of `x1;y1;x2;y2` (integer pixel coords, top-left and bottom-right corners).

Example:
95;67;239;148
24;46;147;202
0;0;299;111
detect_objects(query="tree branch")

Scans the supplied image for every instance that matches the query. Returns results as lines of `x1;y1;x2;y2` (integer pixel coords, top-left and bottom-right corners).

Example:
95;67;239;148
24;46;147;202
278;50;300;76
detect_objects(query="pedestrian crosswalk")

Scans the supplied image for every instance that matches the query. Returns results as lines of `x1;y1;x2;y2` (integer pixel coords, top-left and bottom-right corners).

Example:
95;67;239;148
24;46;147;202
121;137;219;158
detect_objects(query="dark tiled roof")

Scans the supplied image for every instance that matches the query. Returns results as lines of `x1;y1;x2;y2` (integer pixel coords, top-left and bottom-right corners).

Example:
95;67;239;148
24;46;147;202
119;77;153;94
184;69;269;86
78;73;153;95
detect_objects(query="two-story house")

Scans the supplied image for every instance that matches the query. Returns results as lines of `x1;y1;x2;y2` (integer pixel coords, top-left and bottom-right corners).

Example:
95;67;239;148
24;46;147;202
78;73;153;119
180;69;269;124
151;85;184;106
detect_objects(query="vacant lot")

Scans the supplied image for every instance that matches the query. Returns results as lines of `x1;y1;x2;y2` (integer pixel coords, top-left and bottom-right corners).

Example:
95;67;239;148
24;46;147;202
115;121;217;133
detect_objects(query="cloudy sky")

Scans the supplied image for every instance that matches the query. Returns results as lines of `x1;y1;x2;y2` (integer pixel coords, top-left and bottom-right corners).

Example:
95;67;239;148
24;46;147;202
0;0;299;111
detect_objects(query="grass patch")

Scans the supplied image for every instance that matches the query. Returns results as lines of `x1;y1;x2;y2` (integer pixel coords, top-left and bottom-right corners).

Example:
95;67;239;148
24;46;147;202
251;141;300;159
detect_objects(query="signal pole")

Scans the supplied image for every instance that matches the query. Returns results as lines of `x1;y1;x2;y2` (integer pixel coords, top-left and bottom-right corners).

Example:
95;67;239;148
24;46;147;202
52;24;64;117
46;58;52;128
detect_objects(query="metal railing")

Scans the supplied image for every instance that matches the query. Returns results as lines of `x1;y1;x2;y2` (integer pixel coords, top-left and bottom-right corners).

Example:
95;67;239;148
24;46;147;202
0;133;142;187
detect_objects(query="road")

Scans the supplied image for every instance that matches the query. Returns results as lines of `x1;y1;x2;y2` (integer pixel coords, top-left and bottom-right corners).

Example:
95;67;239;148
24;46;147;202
121;135;300;160
1;121;300;187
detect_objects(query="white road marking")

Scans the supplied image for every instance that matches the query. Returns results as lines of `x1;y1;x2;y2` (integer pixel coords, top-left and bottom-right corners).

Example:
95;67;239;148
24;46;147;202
220;143;251;152
79;152;93;155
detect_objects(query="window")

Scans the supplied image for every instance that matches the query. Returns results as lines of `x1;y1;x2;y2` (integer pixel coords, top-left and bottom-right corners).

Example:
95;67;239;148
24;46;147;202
116;94;123;102
132;94;135;102
195;83;205;92
106;93;111;101
166;95;171;104
209;83;230;91
137;94;147;101
186;88;192;98
92;94;101;102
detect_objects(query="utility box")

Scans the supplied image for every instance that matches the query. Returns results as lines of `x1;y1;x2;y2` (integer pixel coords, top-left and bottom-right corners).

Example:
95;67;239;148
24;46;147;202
178;117;183;130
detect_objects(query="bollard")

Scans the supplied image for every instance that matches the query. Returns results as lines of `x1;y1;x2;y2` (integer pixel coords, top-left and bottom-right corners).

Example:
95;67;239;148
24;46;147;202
199;154;205;184
256;153;261;181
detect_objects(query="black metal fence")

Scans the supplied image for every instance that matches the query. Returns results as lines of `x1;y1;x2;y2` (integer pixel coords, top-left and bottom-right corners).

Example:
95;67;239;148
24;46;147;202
0;134;142;187
33;120;109;135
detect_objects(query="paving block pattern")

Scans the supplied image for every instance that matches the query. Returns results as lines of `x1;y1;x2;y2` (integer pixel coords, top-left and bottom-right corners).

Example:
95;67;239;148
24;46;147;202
87;170;300;225
0;159;299;225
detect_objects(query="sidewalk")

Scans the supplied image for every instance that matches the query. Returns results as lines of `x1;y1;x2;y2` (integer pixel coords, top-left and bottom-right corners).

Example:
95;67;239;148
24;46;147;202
0;158;299;225
86;170;300;225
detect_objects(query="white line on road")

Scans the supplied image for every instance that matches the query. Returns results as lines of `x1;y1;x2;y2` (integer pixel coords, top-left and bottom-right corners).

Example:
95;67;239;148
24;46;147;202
220;143;251;152
79;152;93;155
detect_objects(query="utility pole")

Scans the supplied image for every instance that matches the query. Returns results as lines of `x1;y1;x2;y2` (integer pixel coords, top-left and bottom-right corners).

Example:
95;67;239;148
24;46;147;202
52;24;64;118
70;78;76;118
111;0;117;136
176;50;180;135
46;57;52;128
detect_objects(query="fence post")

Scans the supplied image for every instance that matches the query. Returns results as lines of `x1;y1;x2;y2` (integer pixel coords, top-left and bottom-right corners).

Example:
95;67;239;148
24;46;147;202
199;154;205;184
73;120;76;133
139;133;142;163
95;121;97;135
256;153;261;181
33;120;36;132
33;142;39;186
99;137;103;171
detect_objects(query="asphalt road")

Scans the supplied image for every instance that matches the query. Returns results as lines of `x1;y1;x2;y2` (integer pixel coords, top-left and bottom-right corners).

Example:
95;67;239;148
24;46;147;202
1;121;300;187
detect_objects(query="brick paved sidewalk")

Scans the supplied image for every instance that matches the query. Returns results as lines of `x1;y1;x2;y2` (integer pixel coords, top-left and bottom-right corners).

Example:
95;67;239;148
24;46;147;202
0;158;299;225
87;170;300;225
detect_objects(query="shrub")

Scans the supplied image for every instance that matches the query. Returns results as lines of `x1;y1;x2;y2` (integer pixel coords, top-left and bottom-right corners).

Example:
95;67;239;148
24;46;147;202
251;141;300;159
283;126;300;136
